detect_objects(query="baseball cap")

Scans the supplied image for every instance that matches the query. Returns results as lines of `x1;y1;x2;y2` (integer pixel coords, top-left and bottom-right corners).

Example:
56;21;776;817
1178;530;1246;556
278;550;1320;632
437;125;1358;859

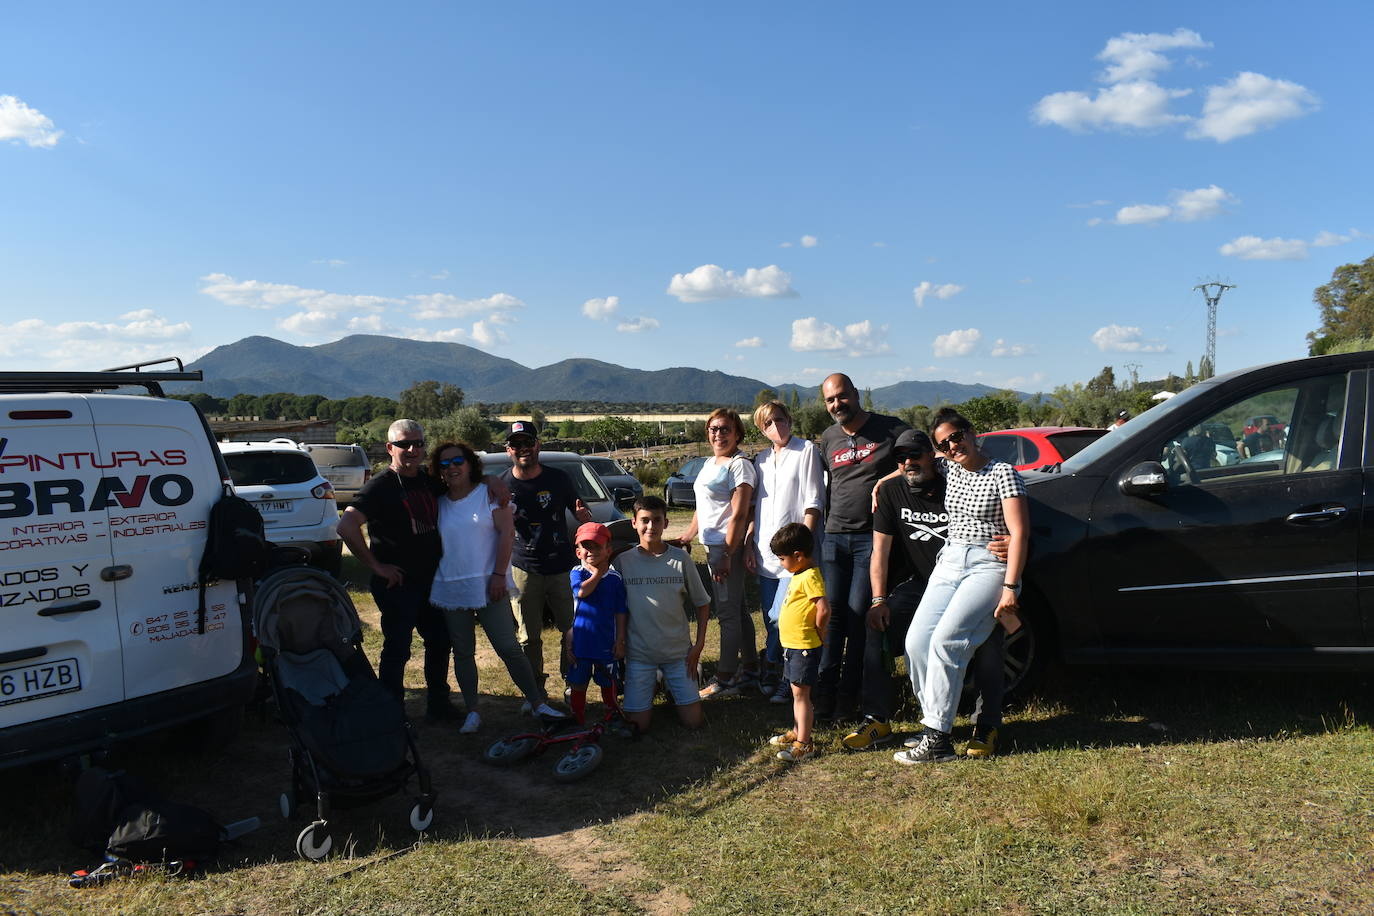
505;421;538;442
893;428;934;456
575;522;611;547
1116;410;1130;420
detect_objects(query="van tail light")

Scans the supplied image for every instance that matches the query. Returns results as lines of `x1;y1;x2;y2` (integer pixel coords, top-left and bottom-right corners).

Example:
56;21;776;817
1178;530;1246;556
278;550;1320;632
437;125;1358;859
311;482;334;500
363;469;372;484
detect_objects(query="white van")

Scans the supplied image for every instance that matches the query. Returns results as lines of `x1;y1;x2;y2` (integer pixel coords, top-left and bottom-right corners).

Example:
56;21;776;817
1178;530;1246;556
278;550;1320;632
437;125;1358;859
0;362;256;768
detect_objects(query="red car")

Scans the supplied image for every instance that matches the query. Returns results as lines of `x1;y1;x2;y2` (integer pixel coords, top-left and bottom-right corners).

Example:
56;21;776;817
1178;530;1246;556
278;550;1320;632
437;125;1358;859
976;426;1107;471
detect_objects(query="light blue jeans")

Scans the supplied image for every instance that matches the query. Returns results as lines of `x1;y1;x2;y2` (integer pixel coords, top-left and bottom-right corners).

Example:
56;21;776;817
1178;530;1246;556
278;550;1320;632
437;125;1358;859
904;541;1004;734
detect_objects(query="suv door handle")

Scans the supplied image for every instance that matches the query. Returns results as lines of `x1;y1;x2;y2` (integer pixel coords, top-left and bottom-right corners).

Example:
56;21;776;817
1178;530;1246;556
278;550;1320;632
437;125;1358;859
37;600;102;617
1285;506;1348;524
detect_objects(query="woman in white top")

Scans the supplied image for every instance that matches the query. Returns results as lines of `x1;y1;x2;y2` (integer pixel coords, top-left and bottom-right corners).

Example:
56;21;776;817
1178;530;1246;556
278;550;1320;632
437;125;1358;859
673;407;758;698
745;400;825;702
428;441;562;733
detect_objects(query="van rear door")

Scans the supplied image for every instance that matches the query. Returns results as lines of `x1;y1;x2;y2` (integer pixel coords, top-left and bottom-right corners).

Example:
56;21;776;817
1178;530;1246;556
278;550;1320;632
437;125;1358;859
0;396;123;725
92;397;243;701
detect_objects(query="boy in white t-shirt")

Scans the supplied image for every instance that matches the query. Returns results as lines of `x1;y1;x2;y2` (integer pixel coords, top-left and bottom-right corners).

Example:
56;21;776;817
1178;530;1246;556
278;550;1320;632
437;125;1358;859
612;496;711;733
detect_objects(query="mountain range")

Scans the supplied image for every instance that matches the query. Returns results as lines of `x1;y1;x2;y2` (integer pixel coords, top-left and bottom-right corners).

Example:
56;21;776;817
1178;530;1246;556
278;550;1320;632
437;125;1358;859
174;334;1016;409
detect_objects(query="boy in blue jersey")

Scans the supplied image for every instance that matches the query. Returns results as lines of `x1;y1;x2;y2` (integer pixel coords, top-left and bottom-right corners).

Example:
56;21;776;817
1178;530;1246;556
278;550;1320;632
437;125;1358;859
565;522;628;723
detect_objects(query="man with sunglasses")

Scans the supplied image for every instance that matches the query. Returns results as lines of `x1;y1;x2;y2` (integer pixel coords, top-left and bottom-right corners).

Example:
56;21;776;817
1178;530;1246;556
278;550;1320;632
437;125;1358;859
501;420;593;708
338;419;456;720
815;373;911;722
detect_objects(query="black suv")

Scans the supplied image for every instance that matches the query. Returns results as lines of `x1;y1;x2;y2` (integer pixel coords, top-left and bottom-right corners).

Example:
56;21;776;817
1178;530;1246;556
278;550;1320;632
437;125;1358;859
1010;352;1370;692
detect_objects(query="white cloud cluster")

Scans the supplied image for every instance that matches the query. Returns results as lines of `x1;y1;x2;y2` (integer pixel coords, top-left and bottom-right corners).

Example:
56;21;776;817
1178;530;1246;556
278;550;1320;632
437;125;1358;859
1218;228;1363;261
0;310;195;370
1101;184;1236;225
200;273;396;313
933;328;981;358
616;316;660;334
913;281;964;308
667;264;797;302
790;317;891;357
735;337;764;348
801;235;818;248
990;339;1034;358
581;295;620;320
0;94;62;148
1091;324;1167;353
1034;30;1316;142
411;292;523;320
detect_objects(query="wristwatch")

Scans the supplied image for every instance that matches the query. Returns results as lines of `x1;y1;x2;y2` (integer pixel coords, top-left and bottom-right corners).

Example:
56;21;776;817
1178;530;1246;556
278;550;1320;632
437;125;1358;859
1003;582;1021;595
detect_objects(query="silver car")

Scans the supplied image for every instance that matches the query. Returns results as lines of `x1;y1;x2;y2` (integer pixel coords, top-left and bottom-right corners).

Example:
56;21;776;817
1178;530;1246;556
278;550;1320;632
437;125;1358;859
302;442;372;505
480;450;635;551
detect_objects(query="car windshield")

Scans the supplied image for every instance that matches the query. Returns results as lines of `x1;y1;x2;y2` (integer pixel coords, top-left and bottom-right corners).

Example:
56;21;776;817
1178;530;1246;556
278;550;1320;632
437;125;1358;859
585;457;621;475
544;460;611;502
1046;430;1105;460
307;446;367;468
1059;382;1221;474
225;451;318;486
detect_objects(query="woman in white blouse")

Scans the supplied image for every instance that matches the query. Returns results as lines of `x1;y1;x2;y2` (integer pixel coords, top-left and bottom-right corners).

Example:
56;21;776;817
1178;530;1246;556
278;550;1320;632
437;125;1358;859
745;400;825;704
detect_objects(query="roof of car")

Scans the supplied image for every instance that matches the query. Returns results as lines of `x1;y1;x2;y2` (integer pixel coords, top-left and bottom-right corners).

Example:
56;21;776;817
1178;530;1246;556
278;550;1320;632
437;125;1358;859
218;440;308;453
981;427;1103;436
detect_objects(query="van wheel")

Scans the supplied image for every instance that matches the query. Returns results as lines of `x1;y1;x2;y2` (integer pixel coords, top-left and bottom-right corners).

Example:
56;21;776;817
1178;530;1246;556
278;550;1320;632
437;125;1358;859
957;601;1051;712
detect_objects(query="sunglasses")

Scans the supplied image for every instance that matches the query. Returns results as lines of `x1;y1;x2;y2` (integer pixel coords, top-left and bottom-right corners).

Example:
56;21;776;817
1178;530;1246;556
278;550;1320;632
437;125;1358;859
437;455;466;468
390;439;425;451
708;425;734;435
897;449;930;461
506;438;535;450
934;429;967;453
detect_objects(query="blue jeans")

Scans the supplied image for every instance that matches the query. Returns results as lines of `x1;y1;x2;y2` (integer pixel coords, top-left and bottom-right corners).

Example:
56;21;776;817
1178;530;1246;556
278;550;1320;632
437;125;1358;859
757;575;782;667
374;575;451;702
818;530;873;713
904;542;1004;734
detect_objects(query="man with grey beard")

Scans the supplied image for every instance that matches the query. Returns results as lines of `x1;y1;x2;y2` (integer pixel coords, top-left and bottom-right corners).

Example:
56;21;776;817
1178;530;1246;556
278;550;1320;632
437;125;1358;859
842;428;1007;754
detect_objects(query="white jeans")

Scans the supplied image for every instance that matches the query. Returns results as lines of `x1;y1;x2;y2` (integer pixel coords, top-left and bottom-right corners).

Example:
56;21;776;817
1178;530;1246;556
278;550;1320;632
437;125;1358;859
904;542;1004;734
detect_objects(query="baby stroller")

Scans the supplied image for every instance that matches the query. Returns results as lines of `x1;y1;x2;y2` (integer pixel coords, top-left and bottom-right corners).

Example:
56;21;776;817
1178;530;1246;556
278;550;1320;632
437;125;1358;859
253;565;435;861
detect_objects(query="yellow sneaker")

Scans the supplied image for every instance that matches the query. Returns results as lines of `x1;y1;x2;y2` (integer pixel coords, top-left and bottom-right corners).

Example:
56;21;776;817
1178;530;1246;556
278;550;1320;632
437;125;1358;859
776;740;815;762
965;726;998;758
842;717;893;750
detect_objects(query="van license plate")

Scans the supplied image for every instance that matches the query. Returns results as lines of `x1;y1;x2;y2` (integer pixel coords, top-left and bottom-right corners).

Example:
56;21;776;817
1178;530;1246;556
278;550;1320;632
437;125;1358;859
259;500;293;513
0;657;82;707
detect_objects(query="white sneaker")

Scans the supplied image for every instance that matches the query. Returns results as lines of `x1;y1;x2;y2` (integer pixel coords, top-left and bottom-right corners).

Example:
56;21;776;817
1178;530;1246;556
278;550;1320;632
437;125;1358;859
459;711;481;734
533;702;569;719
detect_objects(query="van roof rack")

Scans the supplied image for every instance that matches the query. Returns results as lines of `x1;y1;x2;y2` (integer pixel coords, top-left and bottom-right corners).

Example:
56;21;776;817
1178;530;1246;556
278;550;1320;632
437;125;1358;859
0;357;202;397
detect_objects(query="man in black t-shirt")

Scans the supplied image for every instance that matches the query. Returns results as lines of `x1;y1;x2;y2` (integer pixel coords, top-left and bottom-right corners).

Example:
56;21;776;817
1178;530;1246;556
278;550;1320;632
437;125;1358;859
337;419;454;718
815;373;910;720
500;421;592;704
842;429;1006;753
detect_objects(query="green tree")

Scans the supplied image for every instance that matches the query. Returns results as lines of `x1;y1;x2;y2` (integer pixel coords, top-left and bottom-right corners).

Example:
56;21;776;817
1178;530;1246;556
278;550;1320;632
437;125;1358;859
755;387;779;406
863;387;874;411
788;388;801;412
427;407;492;451
1085;366;1117;396
583;416;634;453
683;419;707;443
399;380;464;418
794;404;832;439
1308;253;1374;355
957;391;1020;432
897;404;931;434
226;393;259;416
530;406;546;433
558;418;582;438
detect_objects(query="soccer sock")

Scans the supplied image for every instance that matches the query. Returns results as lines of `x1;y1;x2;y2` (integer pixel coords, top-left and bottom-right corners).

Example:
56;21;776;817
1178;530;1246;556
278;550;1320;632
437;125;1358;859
600;684;619;712
570;688;587;723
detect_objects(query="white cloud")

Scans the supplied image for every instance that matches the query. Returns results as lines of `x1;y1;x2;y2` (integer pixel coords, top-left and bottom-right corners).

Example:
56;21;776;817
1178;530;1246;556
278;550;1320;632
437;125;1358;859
735;337;764;348
933;328;981;358
0;311;194;370
789;317;891;357
404;318;511;348
1190;72;1319;142
1170;184;1234;221
410;291;523;320
1097;28;1211;82
990;339;1034;358
200;273;396;313
311;258;348;268
1115;204;1173;225
1091;324;1168;352
1034;80;1193;132
616;316;660;333
1068;199;1112;208
1002;372;1048;389
0;94;62;148
1219;234;1308;260
913;281;964;308
582;295;620;320
800;235;818;248
779;241;793;248
872;241;887;248
1313;230;1353;248
666;264;797;302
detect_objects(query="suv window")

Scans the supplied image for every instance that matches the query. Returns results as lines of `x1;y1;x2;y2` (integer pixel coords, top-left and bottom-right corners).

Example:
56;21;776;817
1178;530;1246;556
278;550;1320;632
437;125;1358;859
1161;373;1347;486
545;459;611;502
225;451;319;486
586;457;619;475
978;434;1022;465
1045;431;1099;460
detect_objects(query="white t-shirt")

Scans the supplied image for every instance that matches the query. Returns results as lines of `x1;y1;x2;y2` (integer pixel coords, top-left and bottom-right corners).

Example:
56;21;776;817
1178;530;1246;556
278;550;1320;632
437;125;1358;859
430;483;501;610
693;453;757;547
752;437;826;578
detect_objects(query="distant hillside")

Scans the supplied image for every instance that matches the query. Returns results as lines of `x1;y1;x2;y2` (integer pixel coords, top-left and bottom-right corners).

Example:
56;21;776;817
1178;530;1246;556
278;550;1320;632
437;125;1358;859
175;334;1019;406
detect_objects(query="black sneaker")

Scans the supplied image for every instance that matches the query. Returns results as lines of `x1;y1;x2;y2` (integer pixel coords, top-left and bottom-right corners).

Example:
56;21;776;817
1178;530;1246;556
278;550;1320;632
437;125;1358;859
893;727;957;764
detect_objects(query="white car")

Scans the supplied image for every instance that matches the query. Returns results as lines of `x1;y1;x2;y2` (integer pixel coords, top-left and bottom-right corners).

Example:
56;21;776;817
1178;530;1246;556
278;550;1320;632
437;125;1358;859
302;443;371;506
219;439;341;575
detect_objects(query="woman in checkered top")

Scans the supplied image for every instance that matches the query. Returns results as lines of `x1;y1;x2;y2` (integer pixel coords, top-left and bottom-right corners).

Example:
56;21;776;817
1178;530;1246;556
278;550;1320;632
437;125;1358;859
895;407;1028;764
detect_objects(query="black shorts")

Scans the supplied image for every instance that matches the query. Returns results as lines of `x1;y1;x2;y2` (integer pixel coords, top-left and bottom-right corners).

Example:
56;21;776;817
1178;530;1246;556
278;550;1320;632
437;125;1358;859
783;647;821;686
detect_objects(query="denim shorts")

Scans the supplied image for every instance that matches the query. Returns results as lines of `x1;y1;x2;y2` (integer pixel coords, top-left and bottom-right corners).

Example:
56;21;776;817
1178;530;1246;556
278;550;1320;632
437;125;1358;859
622;658;701;713
782;647;821;686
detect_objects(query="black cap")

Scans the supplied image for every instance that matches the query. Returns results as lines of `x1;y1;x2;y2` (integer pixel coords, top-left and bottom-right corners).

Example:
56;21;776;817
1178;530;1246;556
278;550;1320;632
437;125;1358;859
893;429;933;456
1116;410;1130;420
505;421;538;442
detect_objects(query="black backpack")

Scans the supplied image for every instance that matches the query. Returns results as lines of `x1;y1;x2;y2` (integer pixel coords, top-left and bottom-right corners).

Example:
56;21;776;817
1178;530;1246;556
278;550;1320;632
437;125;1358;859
70;767;223;863
197;492;271;633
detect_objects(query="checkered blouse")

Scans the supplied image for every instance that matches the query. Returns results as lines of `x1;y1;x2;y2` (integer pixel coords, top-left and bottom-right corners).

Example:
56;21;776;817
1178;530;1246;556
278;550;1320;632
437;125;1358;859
941;457;1026;543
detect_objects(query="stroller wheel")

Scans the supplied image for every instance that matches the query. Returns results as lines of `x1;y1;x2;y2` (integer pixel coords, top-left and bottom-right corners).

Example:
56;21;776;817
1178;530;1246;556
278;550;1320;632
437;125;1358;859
483;736;539;766
279;792;294;819
295;823;333;861
552;743;604;782
409;800;435;832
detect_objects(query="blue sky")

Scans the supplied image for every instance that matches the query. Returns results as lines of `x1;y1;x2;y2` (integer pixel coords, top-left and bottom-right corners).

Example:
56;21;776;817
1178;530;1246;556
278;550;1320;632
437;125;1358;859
3;2;1371;395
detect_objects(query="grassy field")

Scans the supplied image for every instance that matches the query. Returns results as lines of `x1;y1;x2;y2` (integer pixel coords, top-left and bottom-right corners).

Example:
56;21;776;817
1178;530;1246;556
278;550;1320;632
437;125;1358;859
3;509;1372;915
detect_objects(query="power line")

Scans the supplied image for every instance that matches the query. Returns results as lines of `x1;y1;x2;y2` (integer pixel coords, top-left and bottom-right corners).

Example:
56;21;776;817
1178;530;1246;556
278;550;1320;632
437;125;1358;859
1193;281;1235;374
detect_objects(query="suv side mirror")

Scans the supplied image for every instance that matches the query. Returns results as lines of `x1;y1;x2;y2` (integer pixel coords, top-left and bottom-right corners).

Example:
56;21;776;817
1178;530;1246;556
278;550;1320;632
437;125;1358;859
612;487;635;510
1119;461;1168;497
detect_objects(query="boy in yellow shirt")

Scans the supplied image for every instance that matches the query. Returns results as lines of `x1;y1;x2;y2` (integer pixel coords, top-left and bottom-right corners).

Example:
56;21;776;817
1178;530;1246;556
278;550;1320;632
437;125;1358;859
767;523;831;762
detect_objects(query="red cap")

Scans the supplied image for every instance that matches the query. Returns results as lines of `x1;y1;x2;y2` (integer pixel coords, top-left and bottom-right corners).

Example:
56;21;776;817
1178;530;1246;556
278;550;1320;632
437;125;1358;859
575;522;611;547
